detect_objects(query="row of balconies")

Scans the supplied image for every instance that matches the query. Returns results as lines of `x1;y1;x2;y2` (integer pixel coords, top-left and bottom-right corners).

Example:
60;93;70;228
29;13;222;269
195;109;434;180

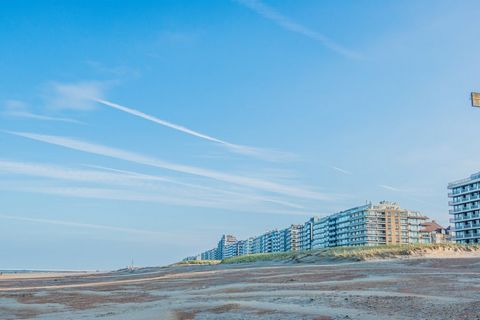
450;212;480;223
449;203;480;214
449;193;480;206
455;232;480;240
453;222;480;231
448;184;480;197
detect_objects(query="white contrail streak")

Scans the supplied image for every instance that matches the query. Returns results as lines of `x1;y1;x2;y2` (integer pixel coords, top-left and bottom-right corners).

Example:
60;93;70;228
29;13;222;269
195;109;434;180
93;98;294;162
86;165;304;209
0;214;167;238
235;0;361;59
7;131;333;201
3;185;226;208
0;181;313;216
330;166;352;175
94;98;227;144
0;159;304;209
378;184;407;192
5;111;85;124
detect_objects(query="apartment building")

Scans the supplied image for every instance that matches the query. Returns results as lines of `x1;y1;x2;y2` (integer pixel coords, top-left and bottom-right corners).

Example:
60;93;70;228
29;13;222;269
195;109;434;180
216;234;237;260
236;238;253;256
251;230;281;254
448;172;480;244
312;216;329;248
251;234;262;254
312;202;428;248
280;224;302;252
182;255;200;262
300;217;319;250
200;248;217;260
223;243;238;259
419;221;451;244
189;201;439;261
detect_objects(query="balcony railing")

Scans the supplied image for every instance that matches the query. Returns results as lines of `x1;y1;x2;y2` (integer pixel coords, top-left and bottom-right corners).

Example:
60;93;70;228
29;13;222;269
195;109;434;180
448;185;480;197
455;233;480;240
449;203;480;214
449;194;480;206
454;223;480;231
452;212;480;222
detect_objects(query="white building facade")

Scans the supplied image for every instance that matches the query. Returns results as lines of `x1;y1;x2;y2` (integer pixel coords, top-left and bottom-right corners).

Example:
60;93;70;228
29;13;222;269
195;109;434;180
190;202;439;261
449;172;480;244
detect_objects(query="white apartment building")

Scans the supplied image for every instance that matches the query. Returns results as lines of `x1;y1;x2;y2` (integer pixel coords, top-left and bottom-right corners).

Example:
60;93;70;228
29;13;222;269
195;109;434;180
281;224;302;252
312;202;428;248
190;201;438;261
448;172;480;244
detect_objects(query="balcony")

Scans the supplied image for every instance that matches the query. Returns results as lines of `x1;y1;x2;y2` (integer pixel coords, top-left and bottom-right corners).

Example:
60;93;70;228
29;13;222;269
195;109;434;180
455;233;480;240
455;222;480;231
450;213;480;223
452;212;480;222
448;185;480;197
449;203;480;214
449;194;480;206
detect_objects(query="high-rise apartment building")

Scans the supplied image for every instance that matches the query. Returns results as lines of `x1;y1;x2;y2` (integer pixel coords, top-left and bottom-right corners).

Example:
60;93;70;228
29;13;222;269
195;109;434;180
251;230;281;254
200;248;217;260
190;201;441;261
280;224;302;252
216;234;237;260
300;217;319;250
236;238;253;256
448;172;480;244
312;201;428;248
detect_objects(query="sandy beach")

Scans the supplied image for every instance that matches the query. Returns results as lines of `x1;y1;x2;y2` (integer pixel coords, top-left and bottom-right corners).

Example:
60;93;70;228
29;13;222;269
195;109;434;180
1;255;480;320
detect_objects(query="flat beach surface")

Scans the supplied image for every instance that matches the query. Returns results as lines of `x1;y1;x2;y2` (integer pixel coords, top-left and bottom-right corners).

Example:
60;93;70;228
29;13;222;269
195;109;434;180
1;257;480;320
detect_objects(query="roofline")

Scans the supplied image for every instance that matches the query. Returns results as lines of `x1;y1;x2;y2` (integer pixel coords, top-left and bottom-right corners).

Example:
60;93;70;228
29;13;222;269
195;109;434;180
448;172;480;188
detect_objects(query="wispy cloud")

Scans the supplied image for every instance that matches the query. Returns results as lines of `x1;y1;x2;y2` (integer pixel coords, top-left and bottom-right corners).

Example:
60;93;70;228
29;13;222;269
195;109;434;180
3;184;223;208
0;159;171;188
0;214;195;244
0;180;312;216
93;98;295;162
378;184;409;192
39;81;295;161
234;0;361;59
6;131;333;201
3;100;84;124
0;159;304;210
330;166;352;175
86;165;304;209
45;81;107;111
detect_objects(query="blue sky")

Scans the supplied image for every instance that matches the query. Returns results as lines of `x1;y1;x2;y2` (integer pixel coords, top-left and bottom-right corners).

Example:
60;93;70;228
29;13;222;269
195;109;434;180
1;0;480;270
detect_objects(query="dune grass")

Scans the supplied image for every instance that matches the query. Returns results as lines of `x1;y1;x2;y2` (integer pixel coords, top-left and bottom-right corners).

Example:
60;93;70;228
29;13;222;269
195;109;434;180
321;243;479;259
175;260;221;266
221;243;480;264
221;252;297;264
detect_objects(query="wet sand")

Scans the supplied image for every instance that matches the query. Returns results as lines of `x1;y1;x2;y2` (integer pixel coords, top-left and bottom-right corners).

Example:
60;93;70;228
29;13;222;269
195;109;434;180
1;257;480;319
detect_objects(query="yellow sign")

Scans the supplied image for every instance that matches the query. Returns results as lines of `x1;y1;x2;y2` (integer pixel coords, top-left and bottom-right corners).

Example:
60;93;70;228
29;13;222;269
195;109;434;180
472;92;480;107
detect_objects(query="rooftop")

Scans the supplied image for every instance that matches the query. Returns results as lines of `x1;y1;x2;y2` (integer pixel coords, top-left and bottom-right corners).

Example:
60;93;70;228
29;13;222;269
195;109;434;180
420;220;444;233
448;172;480;188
